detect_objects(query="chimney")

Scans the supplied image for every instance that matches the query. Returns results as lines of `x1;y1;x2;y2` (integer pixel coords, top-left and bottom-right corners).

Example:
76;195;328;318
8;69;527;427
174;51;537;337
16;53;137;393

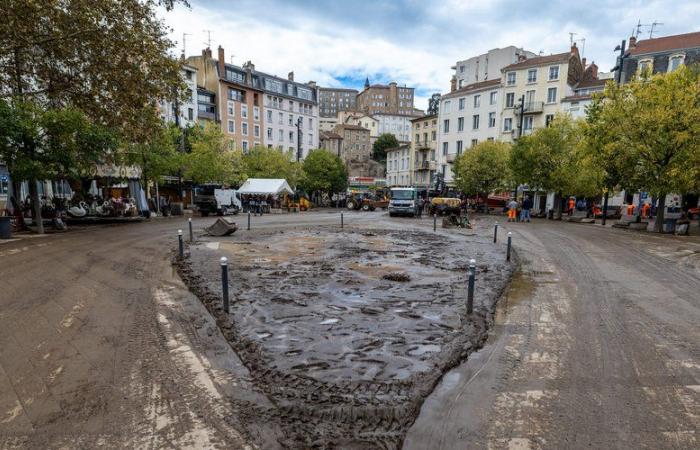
203;47;213;59
450;75;457;92
629;36;637;48
589;62;598;79
243;61;255;84
582;57;587;68
288;71;294;81
307;81;317;88
217;46;225;78
517;53;527;62
571;42;580;59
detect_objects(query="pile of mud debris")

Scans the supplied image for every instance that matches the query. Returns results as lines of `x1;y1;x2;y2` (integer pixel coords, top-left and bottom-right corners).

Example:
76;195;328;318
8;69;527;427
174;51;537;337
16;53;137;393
176;227;514;448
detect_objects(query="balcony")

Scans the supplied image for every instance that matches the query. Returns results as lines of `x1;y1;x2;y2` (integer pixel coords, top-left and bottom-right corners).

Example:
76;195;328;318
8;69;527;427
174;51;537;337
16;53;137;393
446;153;457;163
515;101;544;114
415;160;436;171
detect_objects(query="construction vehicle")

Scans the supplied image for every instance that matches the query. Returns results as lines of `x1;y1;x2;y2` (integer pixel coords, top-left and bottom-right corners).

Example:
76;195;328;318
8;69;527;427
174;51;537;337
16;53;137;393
388;187;422;217
193;184;241;216
346;192;389;211
428;197;461;216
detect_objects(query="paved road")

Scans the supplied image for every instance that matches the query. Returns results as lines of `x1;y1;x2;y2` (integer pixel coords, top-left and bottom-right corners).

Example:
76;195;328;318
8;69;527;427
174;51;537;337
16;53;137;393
405;220;700;449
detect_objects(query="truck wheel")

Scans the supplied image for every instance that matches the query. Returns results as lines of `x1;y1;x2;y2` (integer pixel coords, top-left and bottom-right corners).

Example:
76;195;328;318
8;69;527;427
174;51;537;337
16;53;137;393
347;201;355;210
362;204;370;211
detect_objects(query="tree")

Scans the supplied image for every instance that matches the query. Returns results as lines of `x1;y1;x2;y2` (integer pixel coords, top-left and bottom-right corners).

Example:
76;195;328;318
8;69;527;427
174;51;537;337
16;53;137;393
372;133;399;162
243;146;302;187
180;123;247;186
0;99;116;232
452;141;511;213
0;0;185;141
427;93;441;115
300;150;348;199
585;66;700;231
510;114;597;218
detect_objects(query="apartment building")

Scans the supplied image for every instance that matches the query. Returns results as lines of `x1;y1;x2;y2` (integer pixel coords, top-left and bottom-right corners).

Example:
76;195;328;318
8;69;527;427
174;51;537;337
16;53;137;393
159;64;198;127
410;114;438;189
453;46;536;89
356;79;415;115
386;144;412;186
619;30;700;82
499;44;584;141
561;65;610;119
319;131;343;156
319;87;358;117
187;47;319;158
375;113;420;142
337;110;380;144
333;124;371;164
436;79;502;184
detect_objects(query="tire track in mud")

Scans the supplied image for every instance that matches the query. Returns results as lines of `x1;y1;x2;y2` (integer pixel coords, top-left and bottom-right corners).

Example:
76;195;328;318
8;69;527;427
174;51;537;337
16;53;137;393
175;226;516;448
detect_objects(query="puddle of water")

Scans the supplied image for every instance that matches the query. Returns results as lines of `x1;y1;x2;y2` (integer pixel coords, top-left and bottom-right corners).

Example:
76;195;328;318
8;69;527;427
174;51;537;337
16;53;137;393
319;318;340;325
205;242;220;250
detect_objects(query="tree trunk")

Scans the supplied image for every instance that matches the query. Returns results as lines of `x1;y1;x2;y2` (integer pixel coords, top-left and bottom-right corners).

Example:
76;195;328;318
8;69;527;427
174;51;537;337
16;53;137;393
555;191;563;220
654;194;666;233
29;178;44;234
601;191;609;226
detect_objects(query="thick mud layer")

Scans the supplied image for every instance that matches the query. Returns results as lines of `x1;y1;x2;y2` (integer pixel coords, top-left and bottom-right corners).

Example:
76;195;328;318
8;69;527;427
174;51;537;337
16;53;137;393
177;226;514;448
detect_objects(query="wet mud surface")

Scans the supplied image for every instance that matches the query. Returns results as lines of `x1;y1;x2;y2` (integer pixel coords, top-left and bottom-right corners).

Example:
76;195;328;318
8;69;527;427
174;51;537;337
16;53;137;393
176;225;514;448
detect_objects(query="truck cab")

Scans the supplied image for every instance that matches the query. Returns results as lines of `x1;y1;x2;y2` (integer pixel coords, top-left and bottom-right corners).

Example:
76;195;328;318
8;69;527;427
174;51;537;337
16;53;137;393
389;187;422;218
194;185;241;216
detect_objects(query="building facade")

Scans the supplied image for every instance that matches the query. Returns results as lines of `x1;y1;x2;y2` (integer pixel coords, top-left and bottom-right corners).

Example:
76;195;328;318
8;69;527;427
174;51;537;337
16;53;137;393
386;144;412;186
375;113;419;142
159;64;198;127
561;66;610;119
453;46;536;89
318;87;358;117
319;131;343;157
334;124;371;163
499;44;584;142
356;80;415;116
620;31;700;82
410;114;438;189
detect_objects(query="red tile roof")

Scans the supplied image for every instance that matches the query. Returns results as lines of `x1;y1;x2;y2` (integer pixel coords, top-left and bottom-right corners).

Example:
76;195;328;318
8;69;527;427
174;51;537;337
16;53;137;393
629;31;700;56
501;52;572;71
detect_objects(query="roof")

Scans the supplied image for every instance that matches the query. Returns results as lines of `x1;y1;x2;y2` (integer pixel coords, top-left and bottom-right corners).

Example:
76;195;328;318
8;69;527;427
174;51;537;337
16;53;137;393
410;113;438;122
319;87;359;93
320;131;342;140
442;79;501;100
501;52;571;71
335;124;369;131
576;78;608;89
237;178;294;195
629;31;700;56
561;94;593;102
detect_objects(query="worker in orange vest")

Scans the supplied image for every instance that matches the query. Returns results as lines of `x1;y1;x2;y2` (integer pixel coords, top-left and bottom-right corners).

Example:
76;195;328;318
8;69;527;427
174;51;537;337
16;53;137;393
641;202;651;218
568;197;575;216
627;203;635;215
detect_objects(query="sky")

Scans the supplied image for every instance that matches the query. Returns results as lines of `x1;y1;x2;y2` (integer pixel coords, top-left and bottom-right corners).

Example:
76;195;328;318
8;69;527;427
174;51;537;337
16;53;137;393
162;0;700;110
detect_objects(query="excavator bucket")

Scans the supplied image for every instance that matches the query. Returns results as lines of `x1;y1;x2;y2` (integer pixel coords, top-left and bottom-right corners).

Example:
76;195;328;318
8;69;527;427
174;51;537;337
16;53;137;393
205;217;238;236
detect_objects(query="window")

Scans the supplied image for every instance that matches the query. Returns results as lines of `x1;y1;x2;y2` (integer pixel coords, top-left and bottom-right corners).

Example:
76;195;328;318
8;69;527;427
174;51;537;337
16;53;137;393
267;128;273;139
473;95;480;108
457;117;464;132
227;120;235;134
549;66;559;80
309;118;313;128
241;104;248;119
253;106;260;121
442;142;448;156
267;110;272;122
289;115;293;126
523;116;533;131
638;59;653;74
431;130;436;140
415;133;420;143
228;88;245;102
471;139;478;147
242;123;248;136
490;91;497;105
527;69;537;83
308;133;313;145
458;98;465;110
227;101;234;116
456;140;463;155
187;108;193;121
254;125;260;137
443;119;450;133
278;112;283;124
289;131;294;142
488;112;496;128
504;118;512;132
278;129;283;141
242;141;248;152
547;87;557;103
506;93;515;108
289;101;294;111
669;55;684;72
444;100;451;113
506;72;516;85
185;71;193;80
472;114;480;130
460;65;465;73
545;114;555;127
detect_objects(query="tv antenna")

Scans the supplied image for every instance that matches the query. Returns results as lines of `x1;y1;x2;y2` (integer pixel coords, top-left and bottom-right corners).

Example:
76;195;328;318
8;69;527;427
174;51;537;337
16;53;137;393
649;22;663;38
635;19;651;39
182;32;192;55
203;29;213;48
576;37;586;58
569;32;577;46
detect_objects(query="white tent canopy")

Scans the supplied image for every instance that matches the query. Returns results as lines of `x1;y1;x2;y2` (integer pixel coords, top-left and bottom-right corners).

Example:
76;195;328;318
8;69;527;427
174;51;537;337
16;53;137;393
237;178;294;195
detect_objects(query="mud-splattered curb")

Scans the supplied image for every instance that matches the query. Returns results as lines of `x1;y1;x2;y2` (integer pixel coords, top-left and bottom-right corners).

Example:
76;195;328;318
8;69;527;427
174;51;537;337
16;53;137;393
173;225;517;448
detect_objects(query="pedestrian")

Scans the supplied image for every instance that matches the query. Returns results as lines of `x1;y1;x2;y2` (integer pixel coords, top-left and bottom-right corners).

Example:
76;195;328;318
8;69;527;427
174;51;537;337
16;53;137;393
507;198;518;222
521;195;532;222
568;197;575;216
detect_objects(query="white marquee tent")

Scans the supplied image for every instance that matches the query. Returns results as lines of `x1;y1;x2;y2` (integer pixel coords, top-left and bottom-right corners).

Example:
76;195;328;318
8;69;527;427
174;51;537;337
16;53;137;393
237;178;294;195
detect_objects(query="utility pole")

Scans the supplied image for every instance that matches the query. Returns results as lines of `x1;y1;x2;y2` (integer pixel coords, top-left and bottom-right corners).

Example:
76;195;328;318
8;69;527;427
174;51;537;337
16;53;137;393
296;117;303;162
517;95;525;138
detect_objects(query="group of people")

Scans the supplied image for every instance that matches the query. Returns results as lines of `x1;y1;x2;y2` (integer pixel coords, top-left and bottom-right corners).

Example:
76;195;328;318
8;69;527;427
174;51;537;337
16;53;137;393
241;194;280;215
507;196;533;223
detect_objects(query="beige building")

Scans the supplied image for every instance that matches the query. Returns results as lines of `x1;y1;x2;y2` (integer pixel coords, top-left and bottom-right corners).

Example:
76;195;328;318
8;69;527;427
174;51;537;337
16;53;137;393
411;114;438;189
500;44;584;141
334;124;371;163
356;79;415;116
319;130;343;157
386;144;412;186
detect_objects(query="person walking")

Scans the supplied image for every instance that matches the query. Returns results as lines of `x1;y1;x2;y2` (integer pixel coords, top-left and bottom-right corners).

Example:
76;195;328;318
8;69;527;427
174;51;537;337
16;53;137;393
521;196;532;222
507;198;518;222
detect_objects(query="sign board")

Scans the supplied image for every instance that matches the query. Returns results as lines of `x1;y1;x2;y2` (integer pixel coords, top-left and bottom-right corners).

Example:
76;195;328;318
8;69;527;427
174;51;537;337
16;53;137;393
90;164;142;179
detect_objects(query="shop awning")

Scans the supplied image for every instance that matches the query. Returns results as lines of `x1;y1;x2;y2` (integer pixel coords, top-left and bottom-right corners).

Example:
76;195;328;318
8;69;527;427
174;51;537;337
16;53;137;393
237;178;294;195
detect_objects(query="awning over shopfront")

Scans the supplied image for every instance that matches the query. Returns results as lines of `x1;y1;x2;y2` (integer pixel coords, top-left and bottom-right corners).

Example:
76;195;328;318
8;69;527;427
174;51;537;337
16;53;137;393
237;178;294;196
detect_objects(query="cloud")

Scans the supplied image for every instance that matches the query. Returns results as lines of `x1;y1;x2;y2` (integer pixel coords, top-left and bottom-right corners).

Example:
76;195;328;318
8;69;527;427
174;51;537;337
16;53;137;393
163;0;700;110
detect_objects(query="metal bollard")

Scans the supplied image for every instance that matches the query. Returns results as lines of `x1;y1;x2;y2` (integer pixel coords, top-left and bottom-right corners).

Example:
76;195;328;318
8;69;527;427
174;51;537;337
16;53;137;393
494;221;498;243
178;229;184;258
341;212;344;229
247;212;251;230
507;232;512;262
433;214;437;232
188;217;193;242
220;257;230;313
467;258;476;314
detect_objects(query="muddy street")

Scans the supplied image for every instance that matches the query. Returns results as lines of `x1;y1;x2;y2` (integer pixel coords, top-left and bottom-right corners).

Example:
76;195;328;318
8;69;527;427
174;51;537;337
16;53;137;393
405;220;700;450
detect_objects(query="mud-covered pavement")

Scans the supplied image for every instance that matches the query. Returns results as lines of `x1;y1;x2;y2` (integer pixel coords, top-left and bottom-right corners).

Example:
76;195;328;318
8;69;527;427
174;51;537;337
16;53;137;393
178;218;514;448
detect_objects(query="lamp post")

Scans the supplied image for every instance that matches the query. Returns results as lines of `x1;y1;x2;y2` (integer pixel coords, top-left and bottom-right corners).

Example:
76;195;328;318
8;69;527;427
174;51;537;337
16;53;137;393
516;94;526;138
296;116;303;162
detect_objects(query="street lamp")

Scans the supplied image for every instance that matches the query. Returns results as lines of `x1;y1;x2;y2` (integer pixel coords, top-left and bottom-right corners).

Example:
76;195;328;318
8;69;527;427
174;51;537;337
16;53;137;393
296;116;303;162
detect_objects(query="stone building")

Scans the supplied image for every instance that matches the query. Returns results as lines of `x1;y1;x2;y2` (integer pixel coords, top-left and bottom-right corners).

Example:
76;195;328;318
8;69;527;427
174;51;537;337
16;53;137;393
319;130;343;157
356;79;415;116
318;87;358;117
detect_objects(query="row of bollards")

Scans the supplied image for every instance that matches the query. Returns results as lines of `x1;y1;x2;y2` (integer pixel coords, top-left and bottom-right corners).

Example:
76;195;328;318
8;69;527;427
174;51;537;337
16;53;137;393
466;222;514;316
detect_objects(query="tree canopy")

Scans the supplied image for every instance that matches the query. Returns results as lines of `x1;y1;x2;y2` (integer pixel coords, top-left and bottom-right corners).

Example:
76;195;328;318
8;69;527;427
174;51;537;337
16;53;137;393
299;149;348;195
243;146;302;187
372;133;399;162
452;141;512;198
180;123;246;186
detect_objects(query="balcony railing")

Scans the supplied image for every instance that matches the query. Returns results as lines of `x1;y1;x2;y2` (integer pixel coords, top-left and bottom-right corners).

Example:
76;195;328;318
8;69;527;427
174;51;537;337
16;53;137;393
414;160;436;170
515;101;544;114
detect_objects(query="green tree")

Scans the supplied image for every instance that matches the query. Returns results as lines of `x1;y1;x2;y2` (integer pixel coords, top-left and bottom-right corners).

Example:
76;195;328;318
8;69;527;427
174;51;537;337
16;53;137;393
452;141;511;213
180;123;246;186
372;133;399;162
585;66;700;231
243;146;302;187
300;149;348;198
0;99;116;232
